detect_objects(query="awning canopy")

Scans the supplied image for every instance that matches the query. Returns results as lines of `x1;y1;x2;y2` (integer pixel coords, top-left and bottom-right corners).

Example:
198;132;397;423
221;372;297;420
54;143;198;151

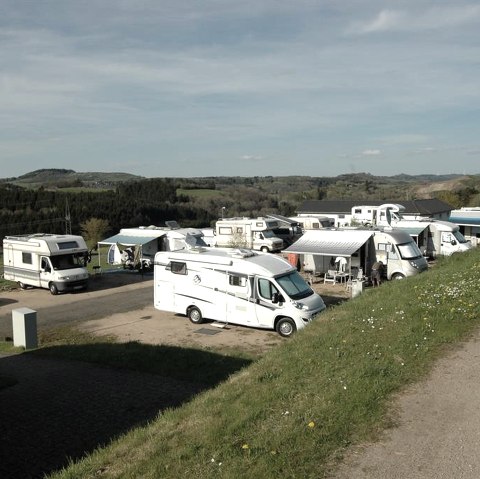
284;229;373;256
98;233;164;246
449;216;480;226
267;214;297;225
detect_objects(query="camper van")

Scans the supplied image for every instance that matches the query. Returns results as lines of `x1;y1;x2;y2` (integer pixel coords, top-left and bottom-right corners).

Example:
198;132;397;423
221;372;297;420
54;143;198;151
3;234;89;294
372;230;428;280
350;204;404;227
99;225;207;270
289;216;333;231
285;228;427;282
393;220;472;258
350;204;472;258
154;248;326;337
215;217;283;252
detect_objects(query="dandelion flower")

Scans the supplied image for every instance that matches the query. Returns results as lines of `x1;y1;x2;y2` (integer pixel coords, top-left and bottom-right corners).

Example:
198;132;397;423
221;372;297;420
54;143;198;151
242;444;249;450
308;421;315;428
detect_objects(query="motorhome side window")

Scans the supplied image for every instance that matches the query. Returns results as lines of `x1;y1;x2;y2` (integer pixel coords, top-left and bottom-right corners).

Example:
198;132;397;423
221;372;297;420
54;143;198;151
219;227;232;235
258;278;279;301
168;261;187;275
229;274;247;287
57;241;79;250
377;242;388;251
22;252;32;264
312;223;319;229
236;227;243;233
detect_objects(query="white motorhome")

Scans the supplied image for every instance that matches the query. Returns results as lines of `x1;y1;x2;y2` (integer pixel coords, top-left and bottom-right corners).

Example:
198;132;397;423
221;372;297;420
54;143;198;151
449;207;480;246
351;204;472;258
285;228;427;282
98;224;207;270
350;204;404;227
394;219;472;258
215;217;283;252
289;216;333;231
3;234;89;294
154;248;326;337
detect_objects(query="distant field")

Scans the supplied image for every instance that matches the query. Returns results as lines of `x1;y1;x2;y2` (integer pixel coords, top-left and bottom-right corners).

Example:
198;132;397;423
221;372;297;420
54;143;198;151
177;188;224;198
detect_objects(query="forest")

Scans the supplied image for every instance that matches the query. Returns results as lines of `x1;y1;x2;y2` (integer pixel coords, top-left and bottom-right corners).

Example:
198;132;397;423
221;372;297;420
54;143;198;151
1;170;479;243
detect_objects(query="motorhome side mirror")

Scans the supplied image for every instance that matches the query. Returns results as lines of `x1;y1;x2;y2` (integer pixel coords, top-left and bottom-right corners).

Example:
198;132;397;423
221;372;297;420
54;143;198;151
451;240;457;246
271;292;284;304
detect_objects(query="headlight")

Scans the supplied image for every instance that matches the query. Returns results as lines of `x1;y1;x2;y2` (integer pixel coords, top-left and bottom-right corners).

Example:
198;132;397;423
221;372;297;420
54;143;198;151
292;301;308;310
410;261;419;269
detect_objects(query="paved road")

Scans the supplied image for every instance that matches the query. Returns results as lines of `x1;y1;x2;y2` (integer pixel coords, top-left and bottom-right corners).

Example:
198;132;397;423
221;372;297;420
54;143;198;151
0;273;153;338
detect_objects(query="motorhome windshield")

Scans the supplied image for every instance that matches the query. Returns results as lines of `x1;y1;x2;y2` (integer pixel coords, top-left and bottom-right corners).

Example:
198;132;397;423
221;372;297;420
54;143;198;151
453;231;468;244
262;230;277;238
276;271;314;300
50;253;85;270
397;242;423;260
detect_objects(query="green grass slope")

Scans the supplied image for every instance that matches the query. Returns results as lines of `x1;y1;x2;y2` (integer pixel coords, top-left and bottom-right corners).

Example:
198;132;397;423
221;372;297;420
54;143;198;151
50;249;480;479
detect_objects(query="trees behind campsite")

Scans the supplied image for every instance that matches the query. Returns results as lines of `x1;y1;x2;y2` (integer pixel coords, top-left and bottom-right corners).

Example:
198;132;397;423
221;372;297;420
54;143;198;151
1;173;479;240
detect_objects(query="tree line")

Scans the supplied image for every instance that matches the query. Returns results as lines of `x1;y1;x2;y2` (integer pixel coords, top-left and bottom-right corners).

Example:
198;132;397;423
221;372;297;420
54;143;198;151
0;179;215;241
1;174;479;243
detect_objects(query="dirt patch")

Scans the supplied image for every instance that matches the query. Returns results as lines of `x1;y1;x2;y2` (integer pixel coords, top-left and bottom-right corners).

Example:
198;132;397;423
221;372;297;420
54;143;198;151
413;176;469;197
79;275;350;355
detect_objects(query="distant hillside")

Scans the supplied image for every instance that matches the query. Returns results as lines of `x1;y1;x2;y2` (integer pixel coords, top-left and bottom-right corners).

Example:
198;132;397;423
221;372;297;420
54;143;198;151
1;169;143;189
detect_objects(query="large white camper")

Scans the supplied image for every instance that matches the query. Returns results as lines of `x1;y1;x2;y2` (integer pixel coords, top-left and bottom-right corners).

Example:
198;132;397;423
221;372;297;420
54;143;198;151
289;216;333;231
154;248;326;337
215;217;283;252
285;228;428;282
3;234;89;294
350;204;472;258
98;224;206;270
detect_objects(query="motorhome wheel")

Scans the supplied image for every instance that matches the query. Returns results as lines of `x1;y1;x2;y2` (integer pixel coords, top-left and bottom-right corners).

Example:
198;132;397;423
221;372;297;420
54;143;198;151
49;283;59;295
188;306;204;324
18;282;28;290
392;273;406;280
261;246;269;253
276;317;296;337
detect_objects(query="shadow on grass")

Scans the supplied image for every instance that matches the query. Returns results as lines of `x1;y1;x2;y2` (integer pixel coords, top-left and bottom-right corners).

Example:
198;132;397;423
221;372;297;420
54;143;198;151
0;343;251;479
322;294;349;307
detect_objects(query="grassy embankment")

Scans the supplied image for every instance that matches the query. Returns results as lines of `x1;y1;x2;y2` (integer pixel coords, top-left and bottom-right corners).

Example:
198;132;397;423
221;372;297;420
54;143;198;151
7;249;480;478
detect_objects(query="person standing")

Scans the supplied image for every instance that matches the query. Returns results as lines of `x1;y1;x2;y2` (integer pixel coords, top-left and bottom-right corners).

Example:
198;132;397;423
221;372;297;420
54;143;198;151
371;261;383;287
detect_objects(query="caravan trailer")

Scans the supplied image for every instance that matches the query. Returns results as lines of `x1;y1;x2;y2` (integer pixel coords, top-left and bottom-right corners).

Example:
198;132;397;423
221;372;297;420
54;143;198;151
3;234;89;294
154;248;326;337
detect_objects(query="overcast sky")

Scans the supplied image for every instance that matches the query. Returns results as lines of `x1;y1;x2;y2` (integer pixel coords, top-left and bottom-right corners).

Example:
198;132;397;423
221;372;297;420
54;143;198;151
1;1;479;178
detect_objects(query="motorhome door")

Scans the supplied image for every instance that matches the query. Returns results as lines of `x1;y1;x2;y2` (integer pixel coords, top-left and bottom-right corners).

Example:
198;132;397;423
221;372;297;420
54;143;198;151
225;273;257;326
253;276;285;328
39;256;53;288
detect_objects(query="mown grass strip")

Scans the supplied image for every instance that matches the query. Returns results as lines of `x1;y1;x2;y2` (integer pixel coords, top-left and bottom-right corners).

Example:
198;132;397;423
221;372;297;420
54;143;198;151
48;249;480;479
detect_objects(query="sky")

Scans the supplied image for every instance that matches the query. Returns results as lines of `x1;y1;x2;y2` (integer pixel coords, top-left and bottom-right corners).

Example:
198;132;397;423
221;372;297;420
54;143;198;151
1;0;480;178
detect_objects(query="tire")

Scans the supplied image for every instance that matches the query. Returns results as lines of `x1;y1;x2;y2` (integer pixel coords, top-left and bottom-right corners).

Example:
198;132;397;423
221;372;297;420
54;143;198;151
260;246;269;253
18;282;28;290
49;283;59;295
188;306;204;324
276;317;296;337
392;273;405;280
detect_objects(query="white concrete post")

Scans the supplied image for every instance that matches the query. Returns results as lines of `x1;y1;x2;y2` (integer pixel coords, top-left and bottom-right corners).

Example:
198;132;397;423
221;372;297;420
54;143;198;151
12;308;38;349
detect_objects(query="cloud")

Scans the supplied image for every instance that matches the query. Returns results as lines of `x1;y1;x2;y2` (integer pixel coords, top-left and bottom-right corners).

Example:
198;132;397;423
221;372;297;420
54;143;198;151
362;149;382;156
241;155;265;162
351;5;480;35
358;10;405;33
